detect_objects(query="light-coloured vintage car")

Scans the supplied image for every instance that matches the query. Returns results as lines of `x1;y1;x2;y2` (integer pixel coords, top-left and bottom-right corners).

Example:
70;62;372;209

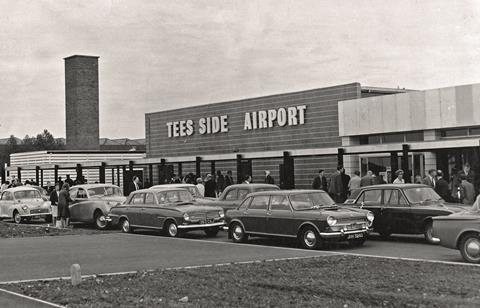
69;184;126;229
433;196;480;263
0;187;52;224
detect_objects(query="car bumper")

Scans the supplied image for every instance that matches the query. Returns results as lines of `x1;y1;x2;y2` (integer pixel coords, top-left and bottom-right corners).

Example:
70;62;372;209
178;221;225;229
320;228;370;239
22;213;51;218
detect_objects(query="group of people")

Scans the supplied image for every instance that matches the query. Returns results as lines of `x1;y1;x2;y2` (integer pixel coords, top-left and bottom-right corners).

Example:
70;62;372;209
312;163;479;205
195;170;236;198
49;182;73;228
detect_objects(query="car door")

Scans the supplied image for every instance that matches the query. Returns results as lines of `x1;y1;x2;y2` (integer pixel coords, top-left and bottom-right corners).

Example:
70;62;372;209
0;192;13;218
266;195;295;236
382;189;413;234
127;193;146;227
355;189;383;230
69;188;89;222
242;195;269;234
141;192;162;228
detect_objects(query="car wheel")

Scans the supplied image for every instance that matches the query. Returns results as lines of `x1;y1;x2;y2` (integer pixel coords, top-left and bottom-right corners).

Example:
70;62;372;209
204;226;219;237
299;227;321;250
423;222;438;244
120;218;132;233
94;211;108;230
13;211;22;224
165;221;179;237
460;233;480;264
229;222;247;243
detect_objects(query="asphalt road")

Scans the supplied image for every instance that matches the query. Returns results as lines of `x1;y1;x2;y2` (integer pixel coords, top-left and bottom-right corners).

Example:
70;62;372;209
0;229;466;283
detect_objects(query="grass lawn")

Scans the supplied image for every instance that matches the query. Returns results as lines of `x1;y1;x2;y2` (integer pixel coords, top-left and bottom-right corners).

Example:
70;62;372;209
0;221;118;238
3;255;480;307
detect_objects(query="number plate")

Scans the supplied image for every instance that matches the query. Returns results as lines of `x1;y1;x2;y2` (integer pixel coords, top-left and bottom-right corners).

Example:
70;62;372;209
347;233;364;239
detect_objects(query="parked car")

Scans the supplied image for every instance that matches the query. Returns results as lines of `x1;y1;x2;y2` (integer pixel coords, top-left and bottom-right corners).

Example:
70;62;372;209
344;184;468;243
0;187;52;224
226;190;374;249
69;184;126;229
196;184;280;211
107;188;225;237
433;199;480;263
150;184;205;199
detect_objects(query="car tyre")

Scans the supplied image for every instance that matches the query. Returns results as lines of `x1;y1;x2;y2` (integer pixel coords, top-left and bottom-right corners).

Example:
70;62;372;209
165;221;180;237
229;222;248;243
13;211;22;224
94;211;108;230
299;226;321;250
204;226;219;237
120;218;133;233
423;222;438;244
459;233;480;264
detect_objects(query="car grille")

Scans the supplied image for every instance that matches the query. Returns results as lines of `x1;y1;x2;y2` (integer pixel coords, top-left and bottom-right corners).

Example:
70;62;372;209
336;217;367;225
206;211;220;219
30;208;49;214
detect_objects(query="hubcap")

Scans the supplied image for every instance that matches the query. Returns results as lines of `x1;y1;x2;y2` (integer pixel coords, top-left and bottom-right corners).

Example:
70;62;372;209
304;230;316;247
465;238;480;260
97;215;106;227
14;214;21;224
122;220;129;232
168;223;177;236
233;225;243;240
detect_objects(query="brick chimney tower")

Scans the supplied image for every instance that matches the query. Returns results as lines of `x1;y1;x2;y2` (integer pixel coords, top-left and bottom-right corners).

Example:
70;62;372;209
64;55;100;150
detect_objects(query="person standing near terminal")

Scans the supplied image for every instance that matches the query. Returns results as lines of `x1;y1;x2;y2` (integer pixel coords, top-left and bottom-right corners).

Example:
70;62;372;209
360;170;375;187
348;171;361;193
264;170;274;185
459;174;475;205
435;170;451;202
58;183;72;228
312;169;328;191
49;183;60;227
393;169;405;184
328;166;345;203
341;169;350;197
225;170;234;187
65;175;74;187
216;170;225;193
243;175;252;184
196;178;205;197
127;176;142;196
204;174;217;198
423;169;437;188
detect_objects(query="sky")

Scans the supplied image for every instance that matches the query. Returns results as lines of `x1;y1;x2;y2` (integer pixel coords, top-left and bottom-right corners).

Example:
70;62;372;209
1;0;480;139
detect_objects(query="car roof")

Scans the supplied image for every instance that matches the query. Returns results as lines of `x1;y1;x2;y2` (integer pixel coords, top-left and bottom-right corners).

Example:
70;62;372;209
357;184;429;189
150;184;195;188
133;188;189;194
4;186;38;192
246;189;327;197
72;184;120;189
227;184;279;189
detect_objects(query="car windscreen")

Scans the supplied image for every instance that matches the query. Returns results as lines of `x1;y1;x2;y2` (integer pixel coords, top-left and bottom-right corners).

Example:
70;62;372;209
14;190;42;199
290;192;336;210
88;186;122;197
156;190;194;204
32;186;47;196
403;187;442;204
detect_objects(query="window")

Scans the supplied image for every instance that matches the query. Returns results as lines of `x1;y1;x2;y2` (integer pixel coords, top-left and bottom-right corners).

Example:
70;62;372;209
69;188;77;199
156;193;166;204
359;190;382;204
405;131;423;142
224;189;237;201
238;189;249;201
368;135;381;144
145;193;154;204
384;190;407;206
1;192;12;200
270;196;291;211
238;197;252;210
383;133;404;143
77;189;87;199
130;193;144;205
290;194;313;210
248;196;270;210
14;190;41;200
469;127;480;136
441;128;468;138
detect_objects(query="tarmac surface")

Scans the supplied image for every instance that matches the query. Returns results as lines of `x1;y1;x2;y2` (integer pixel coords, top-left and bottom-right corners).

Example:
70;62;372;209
0;229;466;284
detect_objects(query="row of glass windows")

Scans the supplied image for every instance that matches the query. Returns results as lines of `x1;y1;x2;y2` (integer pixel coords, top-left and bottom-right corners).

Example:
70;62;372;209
440;127;480;138
358;131;424;145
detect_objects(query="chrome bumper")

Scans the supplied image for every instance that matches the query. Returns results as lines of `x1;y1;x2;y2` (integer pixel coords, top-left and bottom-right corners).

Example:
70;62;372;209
178;222;225;229
22;213;51;218
320;228;369;238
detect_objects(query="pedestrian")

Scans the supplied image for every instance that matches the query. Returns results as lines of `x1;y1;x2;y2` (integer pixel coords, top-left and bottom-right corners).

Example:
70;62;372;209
328;166;345;203
216;170;226;193
225;170;234;187
459;174;475;205
264;170;274;185
65;174;74;187
49;183;60;227
57;176;64;189
243;175;252;184
204;174;217;198
196;178;205;197
360;170;375;187
435;170;451;202
393;169;405;184
414;175;423;184
459;163;475;184
312;169;328;191
348;171;361;193
423;169;437;188
341;169;351;197
0;180;9;193
127;176;142;196
58;183;73;228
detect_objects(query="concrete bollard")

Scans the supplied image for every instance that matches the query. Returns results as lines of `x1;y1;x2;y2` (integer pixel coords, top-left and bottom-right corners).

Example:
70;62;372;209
70;264;82;286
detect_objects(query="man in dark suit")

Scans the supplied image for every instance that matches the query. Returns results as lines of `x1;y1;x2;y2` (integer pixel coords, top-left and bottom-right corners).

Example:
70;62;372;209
225;170;234;187
328;166;346;203
264;170;274;185
435;170;451;202
423;169;437;188
360;170;375;187
312;169;328;191
126;176;143;196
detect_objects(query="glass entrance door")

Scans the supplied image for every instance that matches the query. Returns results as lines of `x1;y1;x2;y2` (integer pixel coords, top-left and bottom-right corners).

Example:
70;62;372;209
359;153;424;183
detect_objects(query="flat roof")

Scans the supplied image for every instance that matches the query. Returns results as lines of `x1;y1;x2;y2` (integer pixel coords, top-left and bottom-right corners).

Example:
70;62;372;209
64;55;99;60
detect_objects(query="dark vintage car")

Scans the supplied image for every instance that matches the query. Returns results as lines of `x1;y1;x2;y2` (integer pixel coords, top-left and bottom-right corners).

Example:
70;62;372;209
107;188;225;237
433;198;480;263
196;184;280;211
226;190;374;249
69;184;126;229
345;184;468;243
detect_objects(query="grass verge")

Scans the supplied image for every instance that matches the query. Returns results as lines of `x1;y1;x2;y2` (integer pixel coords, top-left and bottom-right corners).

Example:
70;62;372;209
3;255;480;307
0;221;118;238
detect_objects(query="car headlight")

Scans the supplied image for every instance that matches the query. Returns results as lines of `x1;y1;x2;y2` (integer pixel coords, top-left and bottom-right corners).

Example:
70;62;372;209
327;216;337;226
183;213;190;221
21;206;29;212
219;210;225;218
367;212;374;222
